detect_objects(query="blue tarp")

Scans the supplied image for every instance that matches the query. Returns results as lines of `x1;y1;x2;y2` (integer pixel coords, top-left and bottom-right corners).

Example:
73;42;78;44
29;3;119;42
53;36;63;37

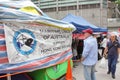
62;14;108;33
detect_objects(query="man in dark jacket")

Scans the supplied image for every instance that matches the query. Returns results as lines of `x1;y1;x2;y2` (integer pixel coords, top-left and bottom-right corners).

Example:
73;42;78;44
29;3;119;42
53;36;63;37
104;34;120;79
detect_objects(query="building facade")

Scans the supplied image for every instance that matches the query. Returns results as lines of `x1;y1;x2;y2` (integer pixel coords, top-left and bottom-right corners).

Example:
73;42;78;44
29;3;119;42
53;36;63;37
107;1;120;31
33;0;119;31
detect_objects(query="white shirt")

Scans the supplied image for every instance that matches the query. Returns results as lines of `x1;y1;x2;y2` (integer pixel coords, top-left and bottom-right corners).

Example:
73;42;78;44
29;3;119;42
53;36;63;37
101;38;107;48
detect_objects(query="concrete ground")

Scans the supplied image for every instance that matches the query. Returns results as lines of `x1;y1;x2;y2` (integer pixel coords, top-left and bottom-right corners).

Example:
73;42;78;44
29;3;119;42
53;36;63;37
59;50;120;80
72;56;120;80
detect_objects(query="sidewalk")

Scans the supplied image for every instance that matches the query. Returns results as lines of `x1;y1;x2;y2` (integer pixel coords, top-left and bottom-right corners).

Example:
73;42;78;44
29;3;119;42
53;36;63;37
72;58;120;80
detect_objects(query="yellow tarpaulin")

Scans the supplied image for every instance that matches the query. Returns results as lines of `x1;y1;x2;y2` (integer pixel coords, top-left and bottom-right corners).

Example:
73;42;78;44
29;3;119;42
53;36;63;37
20;6;42;16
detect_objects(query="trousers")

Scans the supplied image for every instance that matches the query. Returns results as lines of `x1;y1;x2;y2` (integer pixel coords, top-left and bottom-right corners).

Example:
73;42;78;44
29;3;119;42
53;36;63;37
83;65;96;80
108;55;118;75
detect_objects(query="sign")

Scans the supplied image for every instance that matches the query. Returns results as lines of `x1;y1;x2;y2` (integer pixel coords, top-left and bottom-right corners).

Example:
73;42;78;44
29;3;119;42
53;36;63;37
4;22;72;63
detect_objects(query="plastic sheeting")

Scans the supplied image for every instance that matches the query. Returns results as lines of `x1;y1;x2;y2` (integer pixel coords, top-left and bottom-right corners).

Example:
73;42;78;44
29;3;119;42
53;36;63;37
0;0;75;74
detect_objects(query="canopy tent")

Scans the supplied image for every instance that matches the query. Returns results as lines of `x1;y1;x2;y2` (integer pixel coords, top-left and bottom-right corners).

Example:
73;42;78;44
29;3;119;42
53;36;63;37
62;14;108;33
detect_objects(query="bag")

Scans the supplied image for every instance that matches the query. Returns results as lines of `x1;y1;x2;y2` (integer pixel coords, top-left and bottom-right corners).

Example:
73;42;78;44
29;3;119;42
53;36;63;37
99;57;107;69
104;53;108;59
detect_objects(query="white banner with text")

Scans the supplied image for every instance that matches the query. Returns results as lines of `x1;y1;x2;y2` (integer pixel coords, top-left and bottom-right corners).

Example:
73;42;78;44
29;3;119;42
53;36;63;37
4;22;72;63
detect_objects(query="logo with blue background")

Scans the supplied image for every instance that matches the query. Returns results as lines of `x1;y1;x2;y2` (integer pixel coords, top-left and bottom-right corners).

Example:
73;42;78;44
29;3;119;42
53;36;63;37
13;29;37;55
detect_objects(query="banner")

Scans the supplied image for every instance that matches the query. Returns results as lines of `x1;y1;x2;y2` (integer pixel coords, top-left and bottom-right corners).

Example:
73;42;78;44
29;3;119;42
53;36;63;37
4;22;72;64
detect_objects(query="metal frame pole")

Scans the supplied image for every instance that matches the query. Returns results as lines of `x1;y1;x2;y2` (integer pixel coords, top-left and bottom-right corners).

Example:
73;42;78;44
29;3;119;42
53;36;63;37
100;0;103;27
7;74;11;80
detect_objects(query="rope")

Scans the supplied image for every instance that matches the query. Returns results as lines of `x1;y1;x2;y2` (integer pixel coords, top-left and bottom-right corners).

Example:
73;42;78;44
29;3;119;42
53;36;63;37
0;71;29;79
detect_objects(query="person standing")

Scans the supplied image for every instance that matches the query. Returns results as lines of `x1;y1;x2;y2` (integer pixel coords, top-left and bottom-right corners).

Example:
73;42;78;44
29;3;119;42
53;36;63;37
72;37;78;68
101;36;108;57
104;34;120;79
118;35;120;44
80;28;98;80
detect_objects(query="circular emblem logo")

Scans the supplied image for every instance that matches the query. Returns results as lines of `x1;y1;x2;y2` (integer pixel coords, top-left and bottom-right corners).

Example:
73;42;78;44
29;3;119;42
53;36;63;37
13;29;37;55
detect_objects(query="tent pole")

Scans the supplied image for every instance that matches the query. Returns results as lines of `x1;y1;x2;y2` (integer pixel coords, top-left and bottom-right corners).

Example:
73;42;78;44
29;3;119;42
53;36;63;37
7;74;11;80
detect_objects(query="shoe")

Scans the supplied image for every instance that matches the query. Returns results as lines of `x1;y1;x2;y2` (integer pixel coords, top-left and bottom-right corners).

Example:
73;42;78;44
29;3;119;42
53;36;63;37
112;75;115;79
73;76;76;80
117;61;119;63
73;65;76;68
94;69;97;72
107;71;110;74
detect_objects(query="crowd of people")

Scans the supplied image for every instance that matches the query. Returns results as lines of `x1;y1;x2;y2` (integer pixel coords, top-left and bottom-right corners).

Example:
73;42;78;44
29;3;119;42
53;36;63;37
71;28;120;80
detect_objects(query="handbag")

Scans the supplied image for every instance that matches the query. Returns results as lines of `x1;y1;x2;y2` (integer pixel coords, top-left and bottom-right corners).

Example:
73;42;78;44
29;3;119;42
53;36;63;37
99;57;107;68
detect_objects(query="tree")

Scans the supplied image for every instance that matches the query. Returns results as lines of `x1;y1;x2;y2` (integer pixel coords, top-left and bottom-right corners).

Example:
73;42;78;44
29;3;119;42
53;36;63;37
109;0;117;2
115;0;120;4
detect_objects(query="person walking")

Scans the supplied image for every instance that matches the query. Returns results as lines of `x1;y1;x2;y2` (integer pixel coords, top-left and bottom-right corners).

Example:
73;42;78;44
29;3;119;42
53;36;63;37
80;28;98;80
104;34;120;79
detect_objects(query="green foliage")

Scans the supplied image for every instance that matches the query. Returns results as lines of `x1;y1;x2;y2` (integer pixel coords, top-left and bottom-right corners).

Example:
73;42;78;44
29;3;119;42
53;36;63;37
109;0;117;2
31;0;38;1
115;0;120;4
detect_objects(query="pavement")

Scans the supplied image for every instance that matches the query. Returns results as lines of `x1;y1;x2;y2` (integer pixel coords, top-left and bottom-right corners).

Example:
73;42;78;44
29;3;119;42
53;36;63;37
72;56;120;80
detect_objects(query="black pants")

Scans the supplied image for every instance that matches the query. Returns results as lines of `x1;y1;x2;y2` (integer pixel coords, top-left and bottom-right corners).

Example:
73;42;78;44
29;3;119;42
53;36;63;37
101;47;105;56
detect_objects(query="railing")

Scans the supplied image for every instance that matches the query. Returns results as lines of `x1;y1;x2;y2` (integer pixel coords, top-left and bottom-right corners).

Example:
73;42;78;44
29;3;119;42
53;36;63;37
33;0;101;9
